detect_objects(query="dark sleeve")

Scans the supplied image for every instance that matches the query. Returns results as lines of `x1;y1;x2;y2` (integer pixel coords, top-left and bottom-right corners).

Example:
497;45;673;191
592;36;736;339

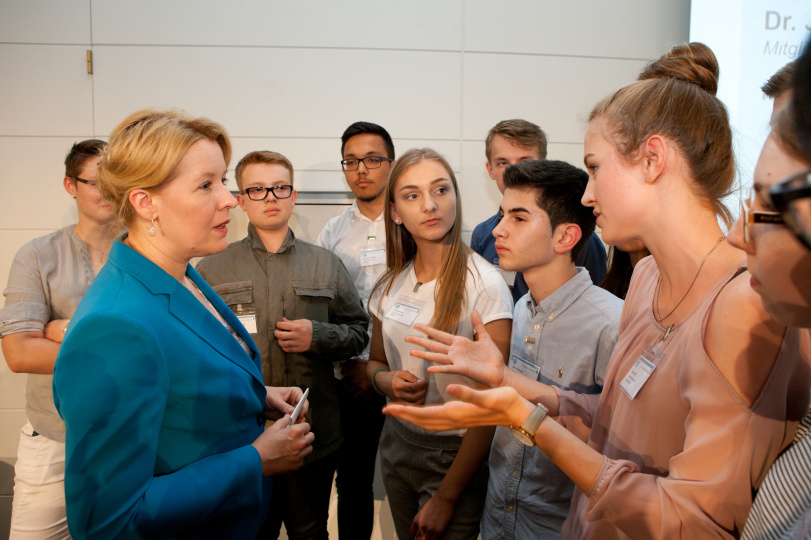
471;221;484;253
309;259;370;360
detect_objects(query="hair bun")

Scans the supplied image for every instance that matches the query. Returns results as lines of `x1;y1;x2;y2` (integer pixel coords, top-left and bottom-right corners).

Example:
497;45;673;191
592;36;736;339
638;42;720;95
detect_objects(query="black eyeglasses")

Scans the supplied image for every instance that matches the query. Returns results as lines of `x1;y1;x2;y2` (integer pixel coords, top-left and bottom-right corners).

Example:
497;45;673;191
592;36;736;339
242;185;294;201
340;156;393;171
72;176;98;188
770;168;811;250
741;186;784;244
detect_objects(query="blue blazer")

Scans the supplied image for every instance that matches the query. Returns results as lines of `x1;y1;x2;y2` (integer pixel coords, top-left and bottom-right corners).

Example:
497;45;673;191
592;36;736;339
53;240;272;539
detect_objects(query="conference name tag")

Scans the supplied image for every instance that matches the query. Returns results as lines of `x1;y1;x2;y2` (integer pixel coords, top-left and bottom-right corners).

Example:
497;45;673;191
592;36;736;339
384;296;425;326
360;245;386;267
620;345;664;399
509;353;540;379
237;313;258;334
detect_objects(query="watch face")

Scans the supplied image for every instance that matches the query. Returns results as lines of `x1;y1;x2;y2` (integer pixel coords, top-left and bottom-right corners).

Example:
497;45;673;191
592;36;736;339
511;427;534;446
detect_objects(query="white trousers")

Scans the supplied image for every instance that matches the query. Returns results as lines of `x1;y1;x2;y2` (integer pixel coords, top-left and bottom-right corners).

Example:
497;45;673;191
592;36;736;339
9;421;71;540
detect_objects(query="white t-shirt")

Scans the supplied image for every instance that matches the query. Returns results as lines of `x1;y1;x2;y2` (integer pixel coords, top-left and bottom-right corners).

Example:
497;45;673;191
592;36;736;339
369;252;513;436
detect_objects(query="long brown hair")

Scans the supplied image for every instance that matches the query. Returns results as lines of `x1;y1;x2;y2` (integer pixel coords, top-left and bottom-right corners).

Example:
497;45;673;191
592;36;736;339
589;42;736;227
371;148;471;333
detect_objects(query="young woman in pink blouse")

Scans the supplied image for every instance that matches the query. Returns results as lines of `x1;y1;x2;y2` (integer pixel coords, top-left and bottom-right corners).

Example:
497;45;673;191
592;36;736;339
385;43;809;539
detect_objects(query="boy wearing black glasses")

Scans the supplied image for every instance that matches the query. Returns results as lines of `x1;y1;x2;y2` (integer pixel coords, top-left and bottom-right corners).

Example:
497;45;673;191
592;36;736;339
317;122;394;540
197;150;369;540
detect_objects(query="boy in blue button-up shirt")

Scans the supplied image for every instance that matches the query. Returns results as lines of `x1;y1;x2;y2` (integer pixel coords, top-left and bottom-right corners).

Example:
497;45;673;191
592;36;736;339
480;160;623;540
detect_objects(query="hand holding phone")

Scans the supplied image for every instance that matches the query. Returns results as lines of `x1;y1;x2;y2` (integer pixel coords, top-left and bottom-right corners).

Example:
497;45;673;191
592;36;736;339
287;388;309;427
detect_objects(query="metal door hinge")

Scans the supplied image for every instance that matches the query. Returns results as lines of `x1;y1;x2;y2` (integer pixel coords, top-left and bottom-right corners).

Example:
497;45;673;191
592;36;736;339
86;50;93;74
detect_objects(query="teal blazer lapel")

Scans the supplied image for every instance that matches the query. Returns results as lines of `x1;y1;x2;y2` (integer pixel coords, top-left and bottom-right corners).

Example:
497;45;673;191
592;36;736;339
109;240;264;387
169;266;264;386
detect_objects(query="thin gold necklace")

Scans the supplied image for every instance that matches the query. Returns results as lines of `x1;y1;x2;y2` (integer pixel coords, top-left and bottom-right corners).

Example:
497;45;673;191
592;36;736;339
654;235;725;325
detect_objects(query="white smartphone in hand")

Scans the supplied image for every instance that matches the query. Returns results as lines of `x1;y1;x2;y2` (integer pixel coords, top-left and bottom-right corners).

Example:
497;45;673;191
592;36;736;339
287;388;309;427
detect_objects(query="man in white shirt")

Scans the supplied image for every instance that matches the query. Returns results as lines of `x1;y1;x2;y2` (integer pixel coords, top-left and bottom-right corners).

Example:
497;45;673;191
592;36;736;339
317;122;394;540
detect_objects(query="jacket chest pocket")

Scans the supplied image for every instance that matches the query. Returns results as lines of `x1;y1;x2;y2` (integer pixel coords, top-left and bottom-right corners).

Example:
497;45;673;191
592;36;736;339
212;281;254;312
291;280;334;322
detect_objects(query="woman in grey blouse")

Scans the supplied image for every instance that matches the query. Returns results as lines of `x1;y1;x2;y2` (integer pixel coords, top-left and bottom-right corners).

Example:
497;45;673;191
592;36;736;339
0;139;114;539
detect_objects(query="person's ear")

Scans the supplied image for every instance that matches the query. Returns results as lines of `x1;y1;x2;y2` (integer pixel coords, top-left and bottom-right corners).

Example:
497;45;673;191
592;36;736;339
485;161;496;181
128;189;156;221
64;176;77;198
290;189;297;206
642;135;667;184
236;193;248;211
390;205;401;225
554;223;583;255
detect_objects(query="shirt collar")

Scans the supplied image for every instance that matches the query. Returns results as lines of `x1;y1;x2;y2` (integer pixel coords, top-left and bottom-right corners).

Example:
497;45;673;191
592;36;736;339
349;200;384;223
524;267;593;320
247;223;296;253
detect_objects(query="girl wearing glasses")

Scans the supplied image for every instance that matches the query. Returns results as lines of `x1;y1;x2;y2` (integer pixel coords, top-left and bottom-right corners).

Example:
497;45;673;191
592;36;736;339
366;148;513;540
733;42;811;539
385;43;808;539
1;140;113;540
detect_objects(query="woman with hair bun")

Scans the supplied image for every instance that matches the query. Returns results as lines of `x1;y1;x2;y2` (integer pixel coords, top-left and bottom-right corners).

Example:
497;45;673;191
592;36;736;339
385;43;809;539
52;109;314;539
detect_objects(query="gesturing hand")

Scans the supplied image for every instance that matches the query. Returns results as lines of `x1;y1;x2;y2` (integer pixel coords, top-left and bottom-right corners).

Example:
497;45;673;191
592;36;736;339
383;384;532;433
274;317;313;353
406;311;506;389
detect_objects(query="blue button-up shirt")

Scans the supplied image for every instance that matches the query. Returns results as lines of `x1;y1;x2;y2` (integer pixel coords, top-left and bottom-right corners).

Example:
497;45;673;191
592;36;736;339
480;269;623;540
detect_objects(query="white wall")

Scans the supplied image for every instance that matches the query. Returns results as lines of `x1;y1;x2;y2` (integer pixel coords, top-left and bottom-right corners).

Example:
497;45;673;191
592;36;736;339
0;0;690;536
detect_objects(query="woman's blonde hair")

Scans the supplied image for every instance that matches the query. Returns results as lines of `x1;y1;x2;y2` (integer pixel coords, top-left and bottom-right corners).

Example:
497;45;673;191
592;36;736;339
371;148;470;334
589;42;736;227
97;108;232;227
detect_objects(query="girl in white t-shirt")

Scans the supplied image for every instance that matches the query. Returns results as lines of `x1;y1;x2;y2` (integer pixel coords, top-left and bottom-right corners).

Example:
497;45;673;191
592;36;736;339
367;148;513;540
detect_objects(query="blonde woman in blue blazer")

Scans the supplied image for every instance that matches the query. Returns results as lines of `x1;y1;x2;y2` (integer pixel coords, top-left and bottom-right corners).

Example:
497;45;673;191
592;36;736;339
53;109;314;540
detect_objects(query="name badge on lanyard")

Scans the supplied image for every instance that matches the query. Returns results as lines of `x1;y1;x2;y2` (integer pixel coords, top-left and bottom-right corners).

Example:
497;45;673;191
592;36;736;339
361;244;386;267
509;353;541;379
620;326;672;400
384;295;425;326
236;307;258;334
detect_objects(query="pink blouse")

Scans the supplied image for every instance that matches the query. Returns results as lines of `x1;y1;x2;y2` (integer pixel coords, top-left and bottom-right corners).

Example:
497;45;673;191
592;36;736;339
557;256;810;539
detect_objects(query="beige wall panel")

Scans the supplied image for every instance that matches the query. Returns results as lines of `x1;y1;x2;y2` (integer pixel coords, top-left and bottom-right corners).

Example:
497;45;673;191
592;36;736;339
0;1;90;45
92;46;462;141
0;411;26;457
547;142;588;171
459;140;500;231
0;45;94;137
461;53;647;144
0;357;26;411
0;137;84;230
91;0;462;50
464;0;689;59
228;138;460;183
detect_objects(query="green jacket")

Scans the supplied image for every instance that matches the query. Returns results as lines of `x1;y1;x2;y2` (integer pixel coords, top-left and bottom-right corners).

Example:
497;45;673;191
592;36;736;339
196;225;369;463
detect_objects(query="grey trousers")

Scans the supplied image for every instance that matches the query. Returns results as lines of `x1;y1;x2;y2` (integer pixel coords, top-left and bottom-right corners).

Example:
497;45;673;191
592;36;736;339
379;417;489;540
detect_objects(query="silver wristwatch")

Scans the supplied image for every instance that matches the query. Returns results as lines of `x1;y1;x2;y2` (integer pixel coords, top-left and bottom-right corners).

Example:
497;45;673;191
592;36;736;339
510;403;548;446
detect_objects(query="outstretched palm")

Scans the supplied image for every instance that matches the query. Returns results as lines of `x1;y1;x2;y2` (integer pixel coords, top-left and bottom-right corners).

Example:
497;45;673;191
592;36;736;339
406;311;506;389
383;384;528;431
